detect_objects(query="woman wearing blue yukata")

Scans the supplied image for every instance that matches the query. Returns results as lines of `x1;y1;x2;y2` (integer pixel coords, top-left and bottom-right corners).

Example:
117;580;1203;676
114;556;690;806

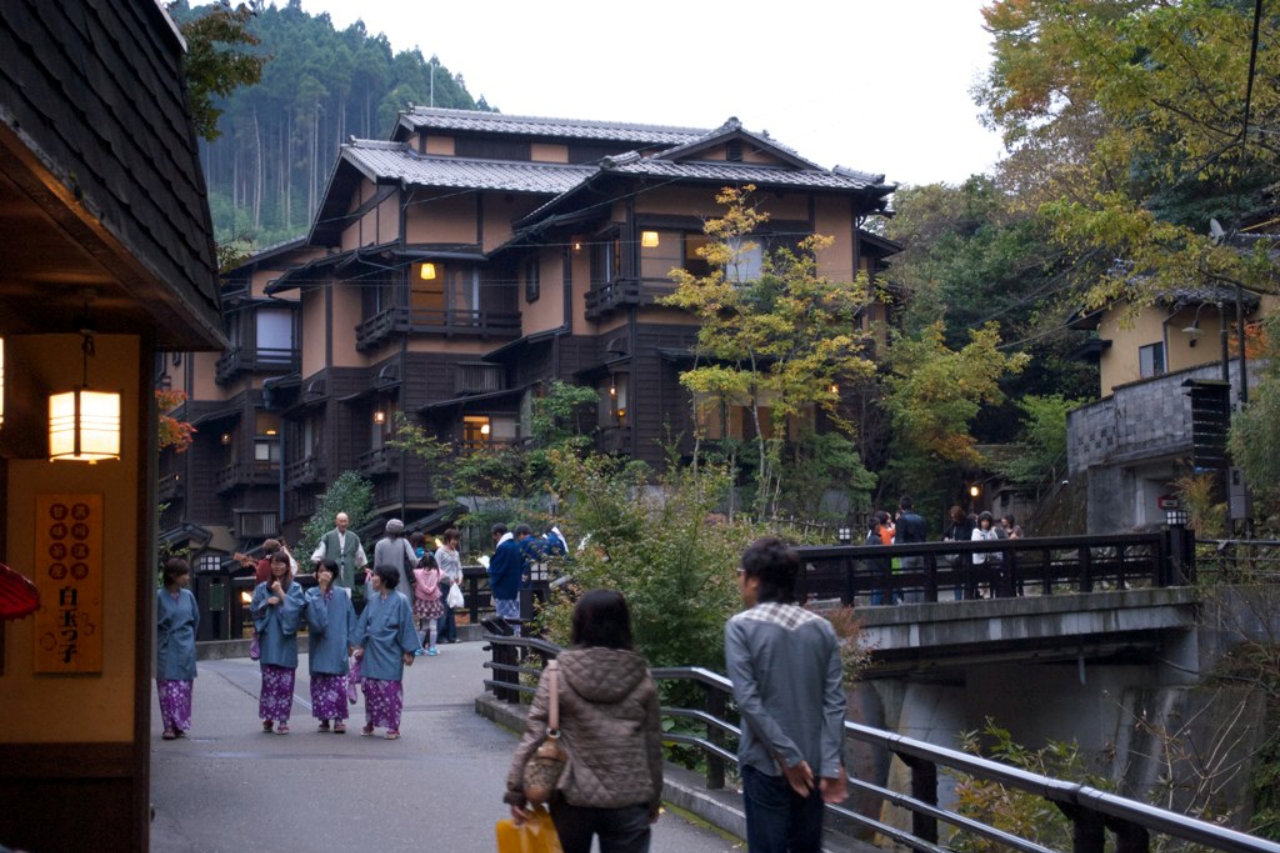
156;557;199;740
251;552;306;734
304;559;357;733
352;564;421;739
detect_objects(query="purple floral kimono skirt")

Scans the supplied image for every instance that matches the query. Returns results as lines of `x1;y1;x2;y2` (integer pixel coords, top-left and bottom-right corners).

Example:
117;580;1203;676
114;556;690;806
362;678;403;729
156;679;192;733
259;664;296;722
311;674;348;721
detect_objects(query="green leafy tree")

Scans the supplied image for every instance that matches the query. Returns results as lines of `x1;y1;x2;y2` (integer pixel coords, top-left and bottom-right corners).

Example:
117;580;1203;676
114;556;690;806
172;2;267;142
1228;314;1280;531
992;394;1086;492
662;186;878;518
881;321;1030;503
298;470;374;569
977;0;1279;312
539;451;744;675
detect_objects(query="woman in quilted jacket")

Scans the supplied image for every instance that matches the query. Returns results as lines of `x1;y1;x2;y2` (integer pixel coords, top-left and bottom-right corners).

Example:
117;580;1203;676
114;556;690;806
505;589;664;853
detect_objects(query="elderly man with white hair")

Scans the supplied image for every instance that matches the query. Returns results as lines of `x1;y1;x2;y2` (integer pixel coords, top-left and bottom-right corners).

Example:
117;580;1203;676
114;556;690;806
310;512;368;589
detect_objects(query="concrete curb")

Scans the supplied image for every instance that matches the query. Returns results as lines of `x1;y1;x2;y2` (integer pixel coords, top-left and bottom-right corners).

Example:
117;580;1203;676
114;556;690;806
475;693;874;853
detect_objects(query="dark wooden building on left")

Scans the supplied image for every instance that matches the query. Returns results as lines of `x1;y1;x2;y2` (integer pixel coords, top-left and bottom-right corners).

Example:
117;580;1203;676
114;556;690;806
0;3;224;850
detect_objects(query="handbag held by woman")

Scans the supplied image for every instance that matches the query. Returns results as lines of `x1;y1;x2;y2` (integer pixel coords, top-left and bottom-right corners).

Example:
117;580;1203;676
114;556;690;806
521;659;567;806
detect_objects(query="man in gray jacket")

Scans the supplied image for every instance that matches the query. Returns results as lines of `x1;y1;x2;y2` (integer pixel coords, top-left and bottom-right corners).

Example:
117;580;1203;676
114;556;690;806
725;536;847;852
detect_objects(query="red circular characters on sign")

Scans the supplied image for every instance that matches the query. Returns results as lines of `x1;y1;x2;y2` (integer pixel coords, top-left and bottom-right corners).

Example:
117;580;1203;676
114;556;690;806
71;503;91;521
50;504;69;520
71;523;90;541
71;543;90;560
49;563;67;580
48;543;68;560
71;563;89;580
49;523;68;539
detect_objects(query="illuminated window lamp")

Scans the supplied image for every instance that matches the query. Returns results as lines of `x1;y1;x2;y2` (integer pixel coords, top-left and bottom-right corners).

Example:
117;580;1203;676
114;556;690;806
49;330;120;463
641;230;660;248
480;422;491;436
373;410;387;425
419;262;438;281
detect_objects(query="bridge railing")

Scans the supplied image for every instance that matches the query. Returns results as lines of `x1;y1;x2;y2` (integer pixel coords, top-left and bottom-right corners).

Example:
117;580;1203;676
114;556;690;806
794;530;1195;605
482;633;1278;853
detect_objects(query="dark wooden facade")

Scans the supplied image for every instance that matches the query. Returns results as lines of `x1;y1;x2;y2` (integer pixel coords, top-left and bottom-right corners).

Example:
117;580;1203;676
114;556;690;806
0;3;223;851
164;108;899;545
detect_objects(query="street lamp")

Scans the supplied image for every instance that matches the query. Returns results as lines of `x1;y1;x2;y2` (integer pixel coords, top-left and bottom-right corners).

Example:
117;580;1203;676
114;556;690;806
1165;507;1189;527
837;526;852;545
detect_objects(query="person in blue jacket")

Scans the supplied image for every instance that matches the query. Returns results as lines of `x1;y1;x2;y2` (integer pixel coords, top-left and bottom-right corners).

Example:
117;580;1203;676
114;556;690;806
250;552;305;735
304;559;357;733
352;565;421;739
488;523;524;624
156;557;199;740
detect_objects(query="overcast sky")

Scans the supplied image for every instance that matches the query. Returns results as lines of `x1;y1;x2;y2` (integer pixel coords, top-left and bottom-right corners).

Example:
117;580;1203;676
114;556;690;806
302;0;1007;188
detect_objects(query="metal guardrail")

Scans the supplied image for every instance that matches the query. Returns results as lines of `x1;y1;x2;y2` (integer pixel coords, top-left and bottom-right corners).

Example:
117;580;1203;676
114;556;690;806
482;634;1279;853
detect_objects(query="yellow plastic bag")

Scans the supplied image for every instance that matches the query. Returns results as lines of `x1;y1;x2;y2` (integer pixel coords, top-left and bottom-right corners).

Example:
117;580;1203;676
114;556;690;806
495;807;564;853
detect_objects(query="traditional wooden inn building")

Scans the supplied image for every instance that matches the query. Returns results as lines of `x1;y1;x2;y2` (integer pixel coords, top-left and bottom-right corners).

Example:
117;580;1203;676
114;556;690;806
0;3;224;850
159;107;898;558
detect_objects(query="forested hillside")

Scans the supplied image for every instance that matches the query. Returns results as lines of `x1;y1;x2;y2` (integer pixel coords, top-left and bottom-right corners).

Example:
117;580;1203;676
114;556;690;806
172;1;491;246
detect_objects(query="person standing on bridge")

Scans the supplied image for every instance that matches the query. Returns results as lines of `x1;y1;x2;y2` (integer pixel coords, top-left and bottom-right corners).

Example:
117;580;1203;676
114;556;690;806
726;536;847;853
156;557;199;741
352;565;421;740
894;496;927;604
251;552;306;735
304;559;357;733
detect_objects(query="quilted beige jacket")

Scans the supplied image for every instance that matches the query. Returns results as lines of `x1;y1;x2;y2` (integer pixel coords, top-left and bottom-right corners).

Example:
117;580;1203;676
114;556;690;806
506;647;664;808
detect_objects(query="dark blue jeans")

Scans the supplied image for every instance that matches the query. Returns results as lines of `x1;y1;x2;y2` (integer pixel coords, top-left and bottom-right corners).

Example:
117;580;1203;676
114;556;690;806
550;800;651;853
436;599;457;642
742;764;825;853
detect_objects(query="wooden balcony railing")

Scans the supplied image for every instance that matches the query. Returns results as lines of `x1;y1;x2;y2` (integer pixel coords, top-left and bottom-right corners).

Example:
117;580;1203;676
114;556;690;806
584;278;678;319
355;306;521;351
216;460;280;494
357;445;399;477
283;456;324;486
215;346;300;384
157;472;183;501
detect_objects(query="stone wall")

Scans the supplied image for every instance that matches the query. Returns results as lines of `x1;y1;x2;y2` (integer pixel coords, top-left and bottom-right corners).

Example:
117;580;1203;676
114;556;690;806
1068;360;1252;475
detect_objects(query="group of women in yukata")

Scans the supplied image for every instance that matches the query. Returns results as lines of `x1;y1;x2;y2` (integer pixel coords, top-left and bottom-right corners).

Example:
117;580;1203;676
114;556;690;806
155;552;422;742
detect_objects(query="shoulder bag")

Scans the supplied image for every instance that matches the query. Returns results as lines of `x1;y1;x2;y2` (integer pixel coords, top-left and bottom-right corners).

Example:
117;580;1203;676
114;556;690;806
521;659;567;806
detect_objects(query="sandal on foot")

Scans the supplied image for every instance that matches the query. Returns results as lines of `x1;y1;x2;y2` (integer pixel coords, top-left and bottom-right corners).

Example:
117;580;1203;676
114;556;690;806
162;729;177;740
263;720;274;733
384;730;400;740
361;724;375;737
318;720;331;732
174;729;186;738
334;722;347;734
275;723;290;735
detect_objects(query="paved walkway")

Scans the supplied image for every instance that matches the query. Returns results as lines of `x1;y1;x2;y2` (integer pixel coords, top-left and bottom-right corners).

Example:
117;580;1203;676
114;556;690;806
151;641;744;853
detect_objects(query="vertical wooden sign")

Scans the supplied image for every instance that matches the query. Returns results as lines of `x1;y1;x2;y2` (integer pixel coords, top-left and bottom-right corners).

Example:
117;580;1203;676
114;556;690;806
33;494;104;674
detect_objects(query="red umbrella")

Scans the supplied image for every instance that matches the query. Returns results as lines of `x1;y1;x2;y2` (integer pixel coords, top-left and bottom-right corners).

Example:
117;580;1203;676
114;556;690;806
0;563;40;620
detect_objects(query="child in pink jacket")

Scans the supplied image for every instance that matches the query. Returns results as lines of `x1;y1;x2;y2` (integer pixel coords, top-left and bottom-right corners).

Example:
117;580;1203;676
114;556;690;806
412;552;443;655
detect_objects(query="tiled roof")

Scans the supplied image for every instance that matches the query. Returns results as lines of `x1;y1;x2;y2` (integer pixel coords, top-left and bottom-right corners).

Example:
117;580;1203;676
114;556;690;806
600;157;891;191
398;107;709;146
654;117;822;170
344;141;595;193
